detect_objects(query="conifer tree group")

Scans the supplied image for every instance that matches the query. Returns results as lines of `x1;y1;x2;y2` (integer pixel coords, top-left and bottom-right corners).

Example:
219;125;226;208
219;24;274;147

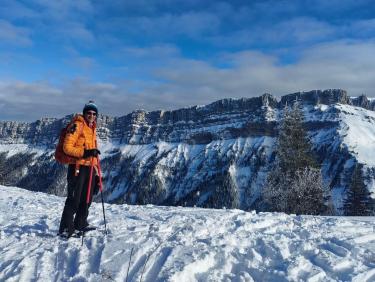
262;102;328;215
344;164;374;216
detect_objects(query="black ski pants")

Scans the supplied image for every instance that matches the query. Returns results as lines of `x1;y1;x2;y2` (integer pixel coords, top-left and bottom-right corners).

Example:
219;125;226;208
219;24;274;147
59;164;96;233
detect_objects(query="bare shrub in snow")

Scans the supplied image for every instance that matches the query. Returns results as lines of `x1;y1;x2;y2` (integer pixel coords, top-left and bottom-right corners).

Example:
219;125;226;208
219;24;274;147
263;167;326;215
289;167;326;215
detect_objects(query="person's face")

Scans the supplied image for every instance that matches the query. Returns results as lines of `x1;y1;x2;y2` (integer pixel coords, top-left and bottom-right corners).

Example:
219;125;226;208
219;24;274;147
84;110;97;123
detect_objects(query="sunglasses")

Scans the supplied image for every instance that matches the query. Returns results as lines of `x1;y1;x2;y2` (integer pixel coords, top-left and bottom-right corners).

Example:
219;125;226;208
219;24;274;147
85;111;97;116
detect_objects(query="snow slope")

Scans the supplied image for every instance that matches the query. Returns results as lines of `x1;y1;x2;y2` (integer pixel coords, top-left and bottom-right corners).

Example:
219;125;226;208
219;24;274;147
336;104;375;167
1;185;375;282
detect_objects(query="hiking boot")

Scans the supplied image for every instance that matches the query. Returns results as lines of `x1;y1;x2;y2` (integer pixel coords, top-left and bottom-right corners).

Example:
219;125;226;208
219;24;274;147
81;225;96;232
58;228;75;239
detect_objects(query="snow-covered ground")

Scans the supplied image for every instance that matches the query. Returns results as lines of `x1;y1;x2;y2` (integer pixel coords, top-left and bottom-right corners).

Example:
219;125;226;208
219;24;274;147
1;185;375;282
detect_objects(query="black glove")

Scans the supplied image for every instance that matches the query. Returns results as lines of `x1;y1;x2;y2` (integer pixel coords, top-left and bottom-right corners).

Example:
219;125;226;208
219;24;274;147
83;149;101;158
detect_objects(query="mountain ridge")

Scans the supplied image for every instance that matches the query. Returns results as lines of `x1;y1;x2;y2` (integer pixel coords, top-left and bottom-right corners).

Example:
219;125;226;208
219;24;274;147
1;88;375;128
0;89;374;214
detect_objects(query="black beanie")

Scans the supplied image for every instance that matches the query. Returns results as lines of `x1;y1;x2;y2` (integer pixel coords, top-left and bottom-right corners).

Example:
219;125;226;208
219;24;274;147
83;100;98;114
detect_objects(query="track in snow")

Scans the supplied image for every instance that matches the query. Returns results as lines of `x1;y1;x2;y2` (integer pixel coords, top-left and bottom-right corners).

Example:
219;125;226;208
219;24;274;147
1;185;375;282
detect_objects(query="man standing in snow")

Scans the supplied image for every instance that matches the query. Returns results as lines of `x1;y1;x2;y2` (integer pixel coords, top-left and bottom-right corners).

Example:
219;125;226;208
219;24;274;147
58;101;101;238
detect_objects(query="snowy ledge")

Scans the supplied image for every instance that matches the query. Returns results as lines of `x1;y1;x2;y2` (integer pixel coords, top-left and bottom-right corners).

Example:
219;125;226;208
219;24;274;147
1;185;375;282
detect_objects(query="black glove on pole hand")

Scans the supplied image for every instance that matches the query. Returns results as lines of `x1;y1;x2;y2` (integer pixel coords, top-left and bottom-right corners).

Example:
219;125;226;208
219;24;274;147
83;149;101;158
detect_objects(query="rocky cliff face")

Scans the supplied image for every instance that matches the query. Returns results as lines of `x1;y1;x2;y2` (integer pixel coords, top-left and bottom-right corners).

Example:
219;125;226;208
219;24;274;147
0;89;374;214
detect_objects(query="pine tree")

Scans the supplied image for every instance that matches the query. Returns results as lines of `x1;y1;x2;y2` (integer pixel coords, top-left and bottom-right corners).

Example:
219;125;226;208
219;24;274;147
0;152;5;183
262;166;291;212
344;164;373;216
262;102;327;214
277;103;317;172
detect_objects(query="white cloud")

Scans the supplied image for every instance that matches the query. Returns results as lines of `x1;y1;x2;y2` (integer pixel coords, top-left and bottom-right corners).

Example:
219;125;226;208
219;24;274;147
0;20;32;46
110;11;221;39
121;44;181;59
0;0;95;47
1;40;375;121
346;19;375;38
33;0;93;20
0;0;39;21
65;56;96;71
208;17;337;48
59;22;95;44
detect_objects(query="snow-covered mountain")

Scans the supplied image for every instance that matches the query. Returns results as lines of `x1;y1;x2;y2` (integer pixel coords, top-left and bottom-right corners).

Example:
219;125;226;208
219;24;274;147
0;89;375;214
1;185;375;281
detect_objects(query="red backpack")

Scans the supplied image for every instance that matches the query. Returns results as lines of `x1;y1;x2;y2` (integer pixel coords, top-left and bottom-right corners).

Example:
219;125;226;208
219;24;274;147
54;116;84;164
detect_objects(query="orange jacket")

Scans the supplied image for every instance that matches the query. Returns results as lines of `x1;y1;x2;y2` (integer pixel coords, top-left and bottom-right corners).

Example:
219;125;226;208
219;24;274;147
63;114;98;167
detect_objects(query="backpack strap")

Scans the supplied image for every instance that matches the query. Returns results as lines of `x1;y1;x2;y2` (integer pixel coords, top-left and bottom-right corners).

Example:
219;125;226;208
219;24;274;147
78;122;84;138
72;124;85;174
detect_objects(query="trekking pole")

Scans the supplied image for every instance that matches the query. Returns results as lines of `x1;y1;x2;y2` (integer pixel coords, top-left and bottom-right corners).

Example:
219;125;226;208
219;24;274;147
82;157;95;247
86;157;95;204
97;156;108;235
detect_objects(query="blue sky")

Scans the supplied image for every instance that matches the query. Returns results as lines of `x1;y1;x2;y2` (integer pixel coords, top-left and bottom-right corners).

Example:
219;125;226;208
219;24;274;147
0;0;375;121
